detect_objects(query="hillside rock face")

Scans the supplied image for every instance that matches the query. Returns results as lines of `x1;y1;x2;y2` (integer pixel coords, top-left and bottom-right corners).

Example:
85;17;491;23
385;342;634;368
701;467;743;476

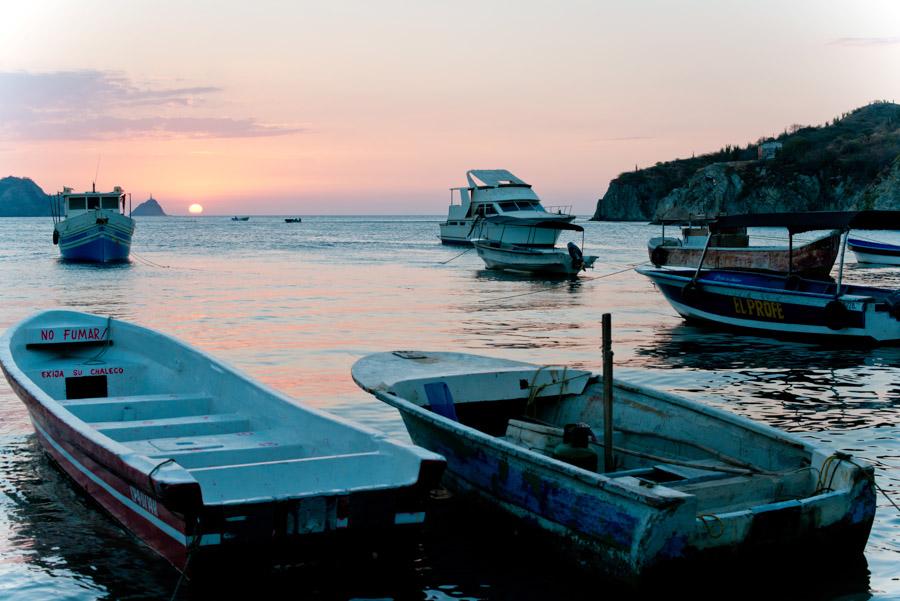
0;177;57;216
592;102;900;221
859;156;900;209
132;197;167;216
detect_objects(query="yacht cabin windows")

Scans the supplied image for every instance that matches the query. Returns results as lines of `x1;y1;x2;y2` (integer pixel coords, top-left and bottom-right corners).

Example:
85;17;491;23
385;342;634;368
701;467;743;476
101;197;119;210
68;197;86;210
497;200;542;212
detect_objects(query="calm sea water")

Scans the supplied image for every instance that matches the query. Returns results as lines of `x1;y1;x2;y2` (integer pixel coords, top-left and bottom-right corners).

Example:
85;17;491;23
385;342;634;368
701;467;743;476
0;216;898;600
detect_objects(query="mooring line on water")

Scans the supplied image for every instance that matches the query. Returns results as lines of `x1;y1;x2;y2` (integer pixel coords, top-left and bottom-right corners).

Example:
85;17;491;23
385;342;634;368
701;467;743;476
481;260;651;303
130;251;171;269
439;247;474;265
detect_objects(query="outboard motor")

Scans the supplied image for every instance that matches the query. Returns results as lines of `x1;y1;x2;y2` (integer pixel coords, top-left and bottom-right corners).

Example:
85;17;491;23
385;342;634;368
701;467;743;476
552;423;598;472
567;242;584;270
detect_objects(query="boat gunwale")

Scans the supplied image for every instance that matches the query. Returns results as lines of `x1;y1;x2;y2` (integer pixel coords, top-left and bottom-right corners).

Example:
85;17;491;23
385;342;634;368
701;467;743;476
635;266;886;303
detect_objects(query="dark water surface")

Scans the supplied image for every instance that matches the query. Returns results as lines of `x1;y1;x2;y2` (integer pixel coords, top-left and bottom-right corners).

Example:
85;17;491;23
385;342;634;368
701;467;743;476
0;216;898;600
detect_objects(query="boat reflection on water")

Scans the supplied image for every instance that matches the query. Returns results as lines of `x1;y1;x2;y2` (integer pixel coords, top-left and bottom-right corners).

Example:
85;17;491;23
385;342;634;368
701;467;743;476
0;435;176;600
632;323;900;431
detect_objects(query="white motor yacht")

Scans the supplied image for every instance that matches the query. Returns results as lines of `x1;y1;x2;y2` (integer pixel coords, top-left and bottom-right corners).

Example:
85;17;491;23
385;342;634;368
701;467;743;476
439;170;573;246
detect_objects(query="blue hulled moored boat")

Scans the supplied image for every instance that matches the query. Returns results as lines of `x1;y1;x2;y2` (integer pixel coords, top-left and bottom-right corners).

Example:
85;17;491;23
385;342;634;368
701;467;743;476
638;211;900;344
52;185;135;263
848;237;900;265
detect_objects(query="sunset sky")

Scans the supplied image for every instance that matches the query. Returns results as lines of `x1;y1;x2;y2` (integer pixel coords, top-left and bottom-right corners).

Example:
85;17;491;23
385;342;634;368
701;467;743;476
2;1;899;215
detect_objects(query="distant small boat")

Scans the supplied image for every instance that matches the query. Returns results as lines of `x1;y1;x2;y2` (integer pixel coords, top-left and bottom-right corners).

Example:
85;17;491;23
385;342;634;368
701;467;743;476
352;350;875;581
231;216;249;221
284;217;302;223
0;310;445;573
648;221;841;278
848;237;900;265
52;185;134;263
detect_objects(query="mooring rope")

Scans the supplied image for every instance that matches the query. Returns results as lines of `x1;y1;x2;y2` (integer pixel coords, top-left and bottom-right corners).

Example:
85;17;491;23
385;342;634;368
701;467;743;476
130;251;171;269
439;246;474;265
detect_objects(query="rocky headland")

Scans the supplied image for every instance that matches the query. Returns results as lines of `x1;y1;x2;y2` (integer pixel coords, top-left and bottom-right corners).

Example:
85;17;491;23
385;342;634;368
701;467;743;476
592;101;900;221
0;177;58;216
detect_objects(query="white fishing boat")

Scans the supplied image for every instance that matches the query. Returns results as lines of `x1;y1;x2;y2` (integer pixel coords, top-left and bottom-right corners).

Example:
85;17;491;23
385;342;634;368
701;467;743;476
231;216;250;221
51;185;134;263
472;216;597;275
352;348;875;582
439;170;574;245
0;310;445;574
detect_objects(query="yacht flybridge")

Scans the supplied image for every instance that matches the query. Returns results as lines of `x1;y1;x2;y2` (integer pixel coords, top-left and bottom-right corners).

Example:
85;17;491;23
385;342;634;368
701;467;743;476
439;170;574;246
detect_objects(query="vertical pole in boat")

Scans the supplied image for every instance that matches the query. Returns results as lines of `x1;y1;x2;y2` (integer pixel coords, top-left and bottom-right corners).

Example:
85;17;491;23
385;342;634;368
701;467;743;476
691;231;713;284
602;313;614;472
787;232;793;277
835;229;849;298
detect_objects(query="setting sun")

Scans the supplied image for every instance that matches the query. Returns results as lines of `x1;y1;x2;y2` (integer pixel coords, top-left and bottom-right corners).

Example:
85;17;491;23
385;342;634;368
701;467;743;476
188;203;204;214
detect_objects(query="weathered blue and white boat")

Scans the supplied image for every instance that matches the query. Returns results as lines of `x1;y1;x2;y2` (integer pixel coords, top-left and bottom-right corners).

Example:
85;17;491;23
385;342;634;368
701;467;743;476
439;170;574;245
352;350;875;581
848;237;900;265
0;310;444;573
638;211;900;344
51;185;134;263
472;216;598;276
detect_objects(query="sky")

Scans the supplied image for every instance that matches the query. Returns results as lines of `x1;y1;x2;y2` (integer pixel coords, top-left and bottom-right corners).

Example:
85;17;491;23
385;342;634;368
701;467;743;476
1;1;899;215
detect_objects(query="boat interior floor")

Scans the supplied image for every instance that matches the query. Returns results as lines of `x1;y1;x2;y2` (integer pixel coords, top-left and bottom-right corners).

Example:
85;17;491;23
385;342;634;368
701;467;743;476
503;418;813;516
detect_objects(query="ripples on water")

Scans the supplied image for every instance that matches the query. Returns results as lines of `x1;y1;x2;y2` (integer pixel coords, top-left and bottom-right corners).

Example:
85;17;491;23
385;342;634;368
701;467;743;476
0;217;897;599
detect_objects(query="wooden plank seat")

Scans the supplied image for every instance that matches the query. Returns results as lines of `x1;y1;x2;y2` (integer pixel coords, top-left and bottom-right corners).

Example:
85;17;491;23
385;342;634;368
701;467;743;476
93;413;251;442
63;393;212;423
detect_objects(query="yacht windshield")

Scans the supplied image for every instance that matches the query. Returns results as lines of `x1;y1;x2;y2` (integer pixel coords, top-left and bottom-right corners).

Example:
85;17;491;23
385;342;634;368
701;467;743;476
498;200;543;212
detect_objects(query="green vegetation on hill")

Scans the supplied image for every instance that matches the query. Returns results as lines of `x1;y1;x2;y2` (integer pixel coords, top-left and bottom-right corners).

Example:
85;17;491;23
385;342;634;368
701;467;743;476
0;177;59;217
593;101;900;220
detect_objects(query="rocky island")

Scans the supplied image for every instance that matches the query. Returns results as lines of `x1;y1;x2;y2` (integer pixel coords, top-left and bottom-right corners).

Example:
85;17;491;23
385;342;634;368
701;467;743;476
592;101;900;221
132;196;167;216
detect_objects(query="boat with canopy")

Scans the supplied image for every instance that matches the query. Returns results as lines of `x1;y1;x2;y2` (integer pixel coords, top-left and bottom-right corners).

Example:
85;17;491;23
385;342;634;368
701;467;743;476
638;210;900;343
648;217;840;277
